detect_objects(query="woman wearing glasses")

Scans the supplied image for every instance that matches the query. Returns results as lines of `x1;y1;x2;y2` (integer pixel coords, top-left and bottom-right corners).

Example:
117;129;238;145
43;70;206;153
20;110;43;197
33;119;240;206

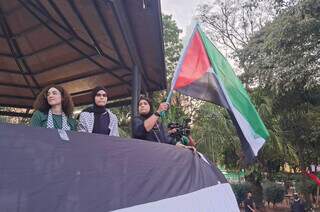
30;85;77;131
78;86;119;136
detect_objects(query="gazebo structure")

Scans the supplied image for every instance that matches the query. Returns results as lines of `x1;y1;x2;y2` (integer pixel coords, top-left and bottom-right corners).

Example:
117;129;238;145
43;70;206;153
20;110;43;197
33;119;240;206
0;0;166;118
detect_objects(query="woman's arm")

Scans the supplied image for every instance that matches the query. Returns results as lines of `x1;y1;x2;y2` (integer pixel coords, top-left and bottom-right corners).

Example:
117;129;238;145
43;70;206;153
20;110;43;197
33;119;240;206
143;114;160;132
30;110;44;127
143;102;168;132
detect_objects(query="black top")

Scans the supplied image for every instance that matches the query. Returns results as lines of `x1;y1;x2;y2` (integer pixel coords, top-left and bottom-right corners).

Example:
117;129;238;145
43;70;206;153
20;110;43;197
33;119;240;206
132;116;174;145
92;112;110;135
291;199;305;212
83;106;110;135
244;197;254;212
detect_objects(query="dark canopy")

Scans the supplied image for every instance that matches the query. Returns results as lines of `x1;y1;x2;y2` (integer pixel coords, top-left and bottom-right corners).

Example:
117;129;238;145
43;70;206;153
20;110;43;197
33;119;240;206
0;0;166;110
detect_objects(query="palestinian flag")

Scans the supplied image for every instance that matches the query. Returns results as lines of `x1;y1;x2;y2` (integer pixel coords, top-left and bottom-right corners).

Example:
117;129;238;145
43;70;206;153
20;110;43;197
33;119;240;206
0;123;239;211
171;25;269;163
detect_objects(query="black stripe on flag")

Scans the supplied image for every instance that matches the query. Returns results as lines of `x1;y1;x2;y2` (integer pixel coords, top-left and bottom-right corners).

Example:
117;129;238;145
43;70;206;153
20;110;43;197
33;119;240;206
176;71;229;108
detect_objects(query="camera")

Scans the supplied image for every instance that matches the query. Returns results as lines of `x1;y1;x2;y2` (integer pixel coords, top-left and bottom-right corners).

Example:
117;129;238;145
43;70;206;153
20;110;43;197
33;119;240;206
167;118;191;145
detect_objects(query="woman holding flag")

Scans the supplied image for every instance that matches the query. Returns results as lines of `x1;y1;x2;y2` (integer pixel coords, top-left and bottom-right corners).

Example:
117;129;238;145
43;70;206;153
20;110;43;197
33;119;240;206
132;96;171;143
132;96;196;151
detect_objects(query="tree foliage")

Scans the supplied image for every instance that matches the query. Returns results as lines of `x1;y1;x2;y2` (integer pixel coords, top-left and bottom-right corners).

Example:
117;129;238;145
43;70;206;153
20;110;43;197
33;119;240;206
263;182;285;206
238;0;320;167
162;14;183;81
236;0;320;204
238;0;320;91
231;182;253;204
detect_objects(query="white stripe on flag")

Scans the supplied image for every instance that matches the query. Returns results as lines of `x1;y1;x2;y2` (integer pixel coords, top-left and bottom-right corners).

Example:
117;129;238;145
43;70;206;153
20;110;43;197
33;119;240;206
113;183;239;212
231;105;265;156
213;72;265;156
210;69;265;156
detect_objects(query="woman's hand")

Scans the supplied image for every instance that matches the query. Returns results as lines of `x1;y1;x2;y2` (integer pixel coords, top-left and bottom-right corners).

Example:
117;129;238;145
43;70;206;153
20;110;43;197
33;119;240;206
143;102;169;132
187;136;197;147
176;142;197;153
167;128;177;135
156;102;169;113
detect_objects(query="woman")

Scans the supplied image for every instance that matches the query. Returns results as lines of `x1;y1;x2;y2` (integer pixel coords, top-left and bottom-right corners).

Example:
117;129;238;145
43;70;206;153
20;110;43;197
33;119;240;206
78;86;119;136
30;85;77;131
132;97;196;150
132;96;172;144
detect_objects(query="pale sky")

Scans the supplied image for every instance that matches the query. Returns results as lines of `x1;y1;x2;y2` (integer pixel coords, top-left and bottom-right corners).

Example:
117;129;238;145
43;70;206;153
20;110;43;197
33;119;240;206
161;0;209;36
161;0;240;72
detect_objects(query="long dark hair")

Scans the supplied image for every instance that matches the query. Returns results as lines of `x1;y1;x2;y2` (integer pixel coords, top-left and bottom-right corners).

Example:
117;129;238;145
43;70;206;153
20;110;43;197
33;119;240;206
138;96;154;118
33;85;74;117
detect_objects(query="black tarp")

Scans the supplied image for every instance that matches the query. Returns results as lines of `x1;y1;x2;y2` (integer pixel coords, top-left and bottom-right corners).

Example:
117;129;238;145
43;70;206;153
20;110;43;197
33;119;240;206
0;123;238;211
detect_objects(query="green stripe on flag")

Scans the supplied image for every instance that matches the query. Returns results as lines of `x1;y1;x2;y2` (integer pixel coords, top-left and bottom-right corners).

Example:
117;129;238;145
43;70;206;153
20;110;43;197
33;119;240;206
198;28;269;139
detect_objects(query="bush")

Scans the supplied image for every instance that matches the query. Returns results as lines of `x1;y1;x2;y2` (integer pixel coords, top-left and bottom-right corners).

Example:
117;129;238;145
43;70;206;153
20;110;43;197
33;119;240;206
263;182;285;206
231;182;252;205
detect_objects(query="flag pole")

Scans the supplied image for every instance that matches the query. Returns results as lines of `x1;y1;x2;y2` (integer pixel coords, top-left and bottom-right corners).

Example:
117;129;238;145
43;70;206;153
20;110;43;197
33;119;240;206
165;89;174;104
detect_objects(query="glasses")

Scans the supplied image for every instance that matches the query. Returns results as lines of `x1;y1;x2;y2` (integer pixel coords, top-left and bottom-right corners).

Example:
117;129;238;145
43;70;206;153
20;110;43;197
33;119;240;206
96;93;107;97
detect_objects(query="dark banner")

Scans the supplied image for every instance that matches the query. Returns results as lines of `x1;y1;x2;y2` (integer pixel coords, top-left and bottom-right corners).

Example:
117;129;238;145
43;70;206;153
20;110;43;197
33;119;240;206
0;123;238;212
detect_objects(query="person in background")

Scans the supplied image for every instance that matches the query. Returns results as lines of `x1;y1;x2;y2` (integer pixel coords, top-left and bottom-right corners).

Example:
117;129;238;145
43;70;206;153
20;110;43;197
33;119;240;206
78;86;119;136
30;85;77;131
291;193;305;212
244;191;256;212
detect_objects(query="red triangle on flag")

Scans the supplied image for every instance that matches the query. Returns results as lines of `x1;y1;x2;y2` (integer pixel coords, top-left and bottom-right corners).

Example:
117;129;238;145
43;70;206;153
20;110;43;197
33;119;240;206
174;31;211;89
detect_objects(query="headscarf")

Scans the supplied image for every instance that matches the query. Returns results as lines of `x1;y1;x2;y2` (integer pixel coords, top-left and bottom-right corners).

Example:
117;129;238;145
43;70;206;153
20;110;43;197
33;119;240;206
138;96;154;119
83;86;110;135
91;86;108;114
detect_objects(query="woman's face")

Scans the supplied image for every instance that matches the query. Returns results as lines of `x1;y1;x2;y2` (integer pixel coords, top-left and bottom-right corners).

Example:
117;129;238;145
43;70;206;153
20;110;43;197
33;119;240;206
46;87;62;107
138;99;151;115
95;90;108;106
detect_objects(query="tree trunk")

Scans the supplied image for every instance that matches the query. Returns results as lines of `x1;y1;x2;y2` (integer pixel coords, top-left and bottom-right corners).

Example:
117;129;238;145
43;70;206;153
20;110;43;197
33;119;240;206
297;148;312;208
245;173;264;208
316;186;319;207
252;181;264;208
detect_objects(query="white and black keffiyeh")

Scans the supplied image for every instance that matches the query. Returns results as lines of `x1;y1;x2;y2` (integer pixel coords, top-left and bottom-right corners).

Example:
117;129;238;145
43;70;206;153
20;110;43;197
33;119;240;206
46;109;70;131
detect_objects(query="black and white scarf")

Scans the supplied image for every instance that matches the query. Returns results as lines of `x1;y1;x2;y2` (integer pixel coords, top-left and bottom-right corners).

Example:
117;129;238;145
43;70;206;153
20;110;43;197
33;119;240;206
46;109;70;131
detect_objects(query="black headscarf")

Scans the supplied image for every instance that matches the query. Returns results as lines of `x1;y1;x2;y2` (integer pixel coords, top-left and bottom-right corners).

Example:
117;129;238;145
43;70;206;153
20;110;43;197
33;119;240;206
138;96;154;119
84;86;110;135
91;86;108;113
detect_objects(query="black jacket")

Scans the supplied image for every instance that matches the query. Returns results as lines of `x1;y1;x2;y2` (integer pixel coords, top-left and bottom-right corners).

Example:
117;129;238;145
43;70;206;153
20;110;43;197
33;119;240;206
291;199;305;212
132;116;174;144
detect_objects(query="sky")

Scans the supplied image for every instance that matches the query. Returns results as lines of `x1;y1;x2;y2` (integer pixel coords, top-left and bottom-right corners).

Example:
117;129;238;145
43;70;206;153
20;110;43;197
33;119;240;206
161;0;208;37
161;0;240;71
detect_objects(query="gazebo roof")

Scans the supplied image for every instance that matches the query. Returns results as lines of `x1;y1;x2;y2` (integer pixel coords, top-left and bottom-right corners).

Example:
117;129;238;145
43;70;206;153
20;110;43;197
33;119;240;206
0;0;166;111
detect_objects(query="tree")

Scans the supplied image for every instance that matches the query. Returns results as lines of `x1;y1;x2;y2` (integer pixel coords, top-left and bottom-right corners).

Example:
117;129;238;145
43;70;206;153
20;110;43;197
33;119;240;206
197;0;275;55
263;182;285;207
238;0;320;91
162;14;183;82
238;0;320;205
238;0;320;164
197;0;299;86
